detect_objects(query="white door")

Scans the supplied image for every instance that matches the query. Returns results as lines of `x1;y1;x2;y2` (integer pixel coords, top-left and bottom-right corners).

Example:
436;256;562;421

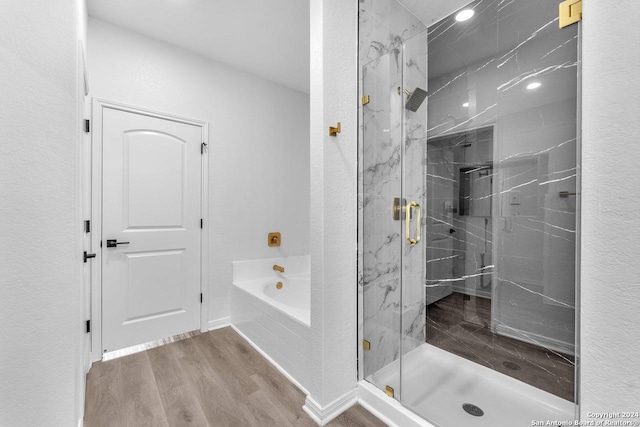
79;46;92;372
101;107;203;354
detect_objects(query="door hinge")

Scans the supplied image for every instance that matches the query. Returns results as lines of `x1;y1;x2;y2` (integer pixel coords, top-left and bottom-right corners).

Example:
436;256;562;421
200;218;203;229
362;339;371;351
83;251;96;263
86;320;91;333
84;119;90;133
84;220;91;233
200;293;203;303
559;0;582;28
362;94;370;105
201;142;207;154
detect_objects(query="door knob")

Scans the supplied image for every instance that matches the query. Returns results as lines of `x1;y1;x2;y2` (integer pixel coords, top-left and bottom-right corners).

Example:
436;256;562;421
106;239;130;248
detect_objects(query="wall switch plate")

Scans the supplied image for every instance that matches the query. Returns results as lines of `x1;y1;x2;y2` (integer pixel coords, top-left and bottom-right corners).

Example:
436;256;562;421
509;190;521;205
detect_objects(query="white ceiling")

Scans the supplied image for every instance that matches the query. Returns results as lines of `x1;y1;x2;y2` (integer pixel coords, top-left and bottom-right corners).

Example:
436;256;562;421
87;0;310;94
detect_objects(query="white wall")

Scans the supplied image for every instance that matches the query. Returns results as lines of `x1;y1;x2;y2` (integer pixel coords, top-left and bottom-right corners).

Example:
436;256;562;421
305;0;359;424
580;1;640;418
87;18;310;325
0;0;85;426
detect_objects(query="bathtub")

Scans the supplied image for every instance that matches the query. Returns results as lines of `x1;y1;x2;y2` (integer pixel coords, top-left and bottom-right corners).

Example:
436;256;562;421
231;255;310;391
235;274;310;326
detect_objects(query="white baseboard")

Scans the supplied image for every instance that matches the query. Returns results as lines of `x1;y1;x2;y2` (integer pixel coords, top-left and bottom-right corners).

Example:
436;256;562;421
302;396;323;425
494;324;575;356
303;389;358;426
207;317;231;331
357;381;433;427
230;324;309;395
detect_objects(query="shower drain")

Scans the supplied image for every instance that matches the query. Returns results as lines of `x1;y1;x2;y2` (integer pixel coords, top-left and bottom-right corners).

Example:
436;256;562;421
462;403;484;417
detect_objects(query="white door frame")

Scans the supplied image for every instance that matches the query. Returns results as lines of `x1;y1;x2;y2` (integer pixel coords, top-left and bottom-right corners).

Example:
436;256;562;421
90;99;209;362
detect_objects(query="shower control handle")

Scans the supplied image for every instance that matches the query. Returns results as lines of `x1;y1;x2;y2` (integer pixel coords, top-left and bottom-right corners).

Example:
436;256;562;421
405;201;421;246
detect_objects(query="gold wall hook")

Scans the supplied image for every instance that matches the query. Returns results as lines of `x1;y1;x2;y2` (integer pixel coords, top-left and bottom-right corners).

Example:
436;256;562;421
329;122;341;137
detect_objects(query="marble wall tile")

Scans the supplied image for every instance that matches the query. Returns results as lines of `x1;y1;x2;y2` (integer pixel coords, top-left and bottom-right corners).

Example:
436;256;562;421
362;52;403;197
362;278;401;378
495;94;577;343
359;0;427;65
424;0;578;354
362;194;402;285
359;0;428;385
400;30;428;357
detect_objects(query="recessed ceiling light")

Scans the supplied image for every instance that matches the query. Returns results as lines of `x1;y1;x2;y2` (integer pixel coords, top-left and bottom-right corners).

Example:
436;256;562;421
455;9;475;22
526;82;542;90
462;102;469;107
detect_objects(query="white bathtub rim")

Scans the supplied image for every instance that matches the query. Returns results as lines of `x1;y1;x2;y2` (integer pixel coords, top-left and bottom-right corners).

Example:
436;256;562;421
230;324;309;396
233;277;310;327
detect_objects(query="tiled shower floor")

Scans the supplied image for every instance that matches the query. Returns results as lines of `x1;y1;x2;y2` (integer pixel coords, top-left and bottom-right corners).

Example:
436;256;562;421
427;292;575;401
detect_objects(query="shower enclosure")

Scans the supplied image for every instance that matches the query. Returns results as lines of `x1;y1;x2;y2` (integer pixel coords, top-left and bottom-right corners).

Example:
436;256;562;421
359;0;580;425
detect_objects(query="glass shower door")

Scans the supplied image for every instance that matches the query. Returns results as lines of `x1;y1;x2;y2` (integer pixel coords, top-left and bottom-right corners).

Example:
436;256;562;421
361;47;404;395
361;27;429;401
399;29;428;400
399;0;579;426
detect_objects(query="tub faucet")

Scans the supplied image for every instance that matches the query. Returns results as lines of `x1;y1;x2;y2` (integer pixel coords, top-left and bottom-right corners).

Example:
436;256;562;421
273;264;285;273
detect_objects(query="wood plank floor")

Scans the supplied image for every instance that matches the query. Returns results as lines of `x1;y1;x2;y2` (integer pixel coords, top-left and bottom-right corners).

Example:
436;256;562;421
85;327;387;427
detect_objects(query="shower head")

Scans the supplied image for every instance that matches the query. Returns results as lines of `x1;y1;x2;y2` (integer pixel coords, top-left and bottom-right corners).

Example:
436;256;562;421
405;87;427;112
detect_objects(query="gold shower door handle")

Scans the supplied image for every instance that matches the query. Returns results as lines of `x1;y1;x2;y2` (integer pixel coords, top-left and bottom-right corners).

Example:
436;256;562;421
405;201;421;246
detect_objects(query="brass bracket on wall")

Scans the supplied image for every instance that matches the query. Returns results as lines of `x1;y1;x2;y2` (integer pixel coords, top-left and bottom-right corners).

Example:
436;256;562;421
362;95;370;105
329;122;341;137
362;340;371;351
268;232;281;247
559;0;582;28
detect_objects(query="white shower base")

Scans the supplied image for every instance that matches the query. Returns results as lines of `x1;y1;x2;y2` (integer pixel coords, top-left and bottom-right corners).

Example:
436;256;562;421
368;343;575;427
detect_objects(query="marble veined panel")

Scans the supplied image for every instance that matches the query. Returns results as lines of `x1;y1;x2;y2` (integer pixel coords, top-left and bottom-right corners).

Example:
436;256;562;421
359;0;426;65
362;54;403;198
363;278;401;378
362;194;402;285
